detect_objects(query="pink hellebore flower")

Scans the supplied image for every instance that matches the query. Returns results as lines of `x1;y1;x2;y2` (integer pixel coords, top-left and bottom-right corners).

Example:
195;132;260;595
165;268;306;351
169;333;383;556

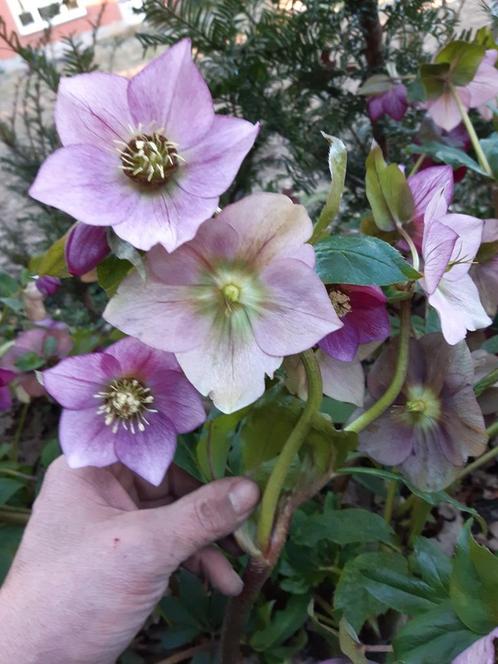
319;285;390;362
42;337;205;486
104;193;342;413
368;83;408;122
420;189;491;345
65;222;110;277
29;39;259;253
471;218;498;317
452;627;498;664
427;50;498;131
0;369;15;411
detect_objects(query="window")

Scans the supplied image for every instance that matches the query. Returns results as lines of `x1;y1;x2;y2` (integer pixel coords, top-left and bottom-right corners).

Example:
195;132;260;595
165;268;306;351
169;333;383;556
6;0;87;36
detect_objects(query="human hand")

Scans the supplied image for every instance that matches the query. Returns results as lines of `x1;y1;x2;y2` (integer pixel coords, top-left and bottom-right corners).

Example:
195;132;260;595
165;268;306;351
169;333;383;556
0;456;259;664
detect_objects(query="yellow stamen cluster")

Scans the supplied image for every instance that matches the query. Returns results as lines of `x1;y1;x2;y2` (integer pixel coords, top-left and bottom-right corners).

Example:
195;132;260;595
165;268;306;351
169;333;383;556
118;132;184;186
94;377;157;435
330;289;352;318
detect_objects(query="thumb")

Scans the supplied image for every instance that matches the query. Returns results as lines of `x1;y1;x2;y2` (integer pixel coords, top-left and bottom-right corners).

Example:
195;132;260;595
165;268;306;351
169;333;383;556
144;477;260;564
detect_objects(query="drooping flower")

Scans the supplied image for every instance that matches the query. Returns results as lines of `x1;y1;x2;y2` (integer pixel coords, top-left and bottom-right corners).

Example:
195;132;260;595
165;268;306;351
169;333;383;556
426;50;498;131
65;223;110;277
368;83;408;122
30;39;259;253
419;189;491;344
42;337;205;485
0;320;73;399
35;276;61;296
452;627;498;664
104;193;342;413
471;218;498;317
319;285;390;362
0;369;15;411
359;334;487;491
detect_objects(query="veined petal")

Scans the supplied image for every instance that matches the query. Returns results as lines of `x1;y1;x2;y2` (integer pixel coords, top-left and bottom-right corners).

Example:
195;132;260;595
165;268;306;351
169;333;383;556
466;50;498;108
104;336;180;377
421;219;458;295
429;274;491;345
426;91;465;132
408;165;454;223
179;115;259;197
319;321;360;362
400;426;458;491
55;72;132;147
318;350;365;407
59;407;118;468
359;409;414;465
439;213;483;281
127;39;214;149
148;370;205;433
29;145;138;227
253;258;342;356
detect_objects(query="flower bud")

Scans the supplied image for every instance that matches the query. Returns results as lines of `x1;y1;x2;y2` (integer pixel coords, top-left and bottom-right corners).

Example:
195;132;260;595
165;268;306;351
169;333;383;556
35;275;61;296
65;223;110;277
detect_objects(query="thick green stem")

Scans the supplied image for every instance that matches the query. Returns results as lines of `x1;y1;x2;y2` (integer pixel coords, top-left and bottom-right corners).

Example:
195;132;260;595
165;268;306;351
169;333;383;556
408;153;425;177
345;300;411;434
453;421;498;483
450;85;493;177
257;350;322;549
383;478;397;524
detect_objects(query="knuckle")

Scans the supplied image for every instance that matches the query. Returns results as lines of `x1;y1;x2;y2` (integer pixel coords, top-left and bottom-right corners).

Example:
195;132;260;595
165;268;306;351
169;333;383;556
193;494;235;538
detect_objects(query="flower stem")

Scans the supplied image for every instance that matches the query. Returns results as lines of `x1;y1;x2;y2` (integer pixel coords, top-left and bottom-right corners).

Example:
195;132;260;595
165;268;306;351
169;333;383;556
383;478;398;524
450;85;493;177
397;224;420;273
256;350;322;550
453;421;498;483
10;402;29;463
408;153;425;177
345;300;411;434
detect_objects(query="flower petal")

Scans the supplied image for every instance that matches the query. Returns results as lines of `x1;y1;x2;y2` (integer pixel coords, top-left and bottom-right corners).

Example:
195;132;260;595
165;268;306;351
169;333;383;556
114;412;177;486
408;165;454;223
55;72;132;147
427;91;466;132
59;407;118;468
127;39;214;149
421;219;458;295
466;50;498;108
358;409;414;465
253;258;342;356
104;336;179;375
179;115;259;197
472;256;498;316
29;145;138;227
429;274;491;345
0;386;12;411
400;426;458;491
318;351;365;406
43;353;121;409
443;387;487;460
440;213;483;281
452;627;498;664
319;319;360;362
148;370;205;433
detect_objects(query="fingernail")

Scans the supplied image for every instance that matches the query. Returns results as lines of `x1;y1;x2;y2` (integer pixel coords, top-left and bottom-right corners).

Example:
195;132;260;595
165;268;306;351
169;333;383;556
228;479;260;515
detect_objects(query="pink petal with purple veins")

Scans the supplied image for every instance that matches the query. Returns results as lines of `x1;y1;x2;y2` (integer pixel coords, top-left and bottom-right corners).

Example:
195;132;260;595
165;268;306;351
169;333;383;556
482;218;498;243
400;426;458;491
55;72;132;148
421;219;458;295
105;336;180;377
148;371;205;433
180;115;259;197
439;213;483;281
127;39;214;150
43;353;120;409
318;350;365;406
65;223;110;276
29;145;138;228
319;319;359;362
253;258;342;356
359;410;414;465
59;407;118;468
408;165;454;223
114;412;178;486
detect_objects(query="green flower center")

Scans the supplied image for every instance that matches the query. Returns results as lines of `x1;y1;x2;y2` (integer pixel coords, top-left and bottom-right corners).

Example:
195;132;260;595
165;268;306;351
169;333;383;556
222;283;241;304
330;289;352;318
119;133;183;187
94;377;157;434
404;385;441;429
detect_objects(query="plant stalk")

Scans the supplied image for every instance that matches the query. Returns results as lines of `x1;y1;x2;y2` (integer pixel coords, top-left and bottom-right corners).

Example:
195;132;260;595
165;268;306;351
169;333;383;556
450;85;493;177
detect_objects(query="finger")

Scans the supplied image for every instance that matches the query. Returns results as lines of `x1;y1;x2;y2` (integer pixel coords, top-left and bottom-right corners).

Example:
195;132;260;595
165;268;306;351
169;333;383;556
142;477;259;565
184;546;244;596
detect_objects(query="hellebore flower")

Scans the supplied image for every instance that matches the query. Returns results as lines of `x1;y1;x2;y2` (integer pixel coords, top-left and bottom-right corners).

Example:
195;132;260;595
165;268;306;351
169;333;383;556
0;369;15;411
104;193;342;413
42;337;205;485
452;627;498;664
0;320;73;399
427;50;498;131
29;39;259;253
35;276;61;296
419;189;491;344
368;83;408;122
65;223;110;277
471;218;498;317
359;334;487;491
319;285;390;362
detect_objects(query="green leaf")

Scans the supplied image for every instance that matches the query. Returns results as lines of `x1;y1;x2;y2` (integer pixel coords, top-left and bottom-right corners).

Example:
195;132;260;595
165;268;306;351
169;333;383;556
412;537;451;599
29;235;69;278
0;273;18;298
0;297;23;313
361;565;440;616
339;617;368;664
41;439;61;468
420;62;450;99
14;351;45;372
480;132;498;180
107;232;146;280
250;594;310;651
365;142;414;230
315;235;420;286
408;142;488;176
394;600;480;664
97;256;133;297
311;133;347;243
0;525;23;583
357;74;393;96
196;408;249;481
483;335;498;353
0;478;23;504
435;40;485;86
296;506;395;546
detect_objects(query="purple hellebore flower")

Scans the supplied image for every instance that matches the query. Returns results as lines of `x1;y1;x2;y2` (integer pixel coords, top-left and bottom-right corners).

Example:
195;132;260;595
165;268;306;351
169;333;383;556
419;188;490;345
0;319;73;399
42;337;205;485
368;83;408;122
65;222;110;277
427;50;498;131
359;334;487;491
0;369;15;411
104;193;342;413
452;627;498;664
471;218;498;317
319;285;390;362
35;275;61;296
29;39;259;253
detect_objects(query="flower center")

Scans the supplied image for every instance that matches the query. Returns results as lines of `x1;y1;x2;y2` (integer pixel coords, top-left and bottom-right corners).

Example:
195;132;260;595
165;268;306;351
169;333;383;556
119;132;182;187
330;290;352;318
94;377;157;435
222;283;241;304
404;385;441;428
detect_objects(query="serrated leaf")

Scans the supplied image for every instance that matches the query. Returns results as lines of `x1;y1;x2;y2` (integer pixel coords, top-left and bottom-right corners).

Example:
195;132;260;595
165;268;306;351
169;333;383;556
315;235;420;285
296;506;394;547
412;537;451;599
250;594;310;651
361;566;440;616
